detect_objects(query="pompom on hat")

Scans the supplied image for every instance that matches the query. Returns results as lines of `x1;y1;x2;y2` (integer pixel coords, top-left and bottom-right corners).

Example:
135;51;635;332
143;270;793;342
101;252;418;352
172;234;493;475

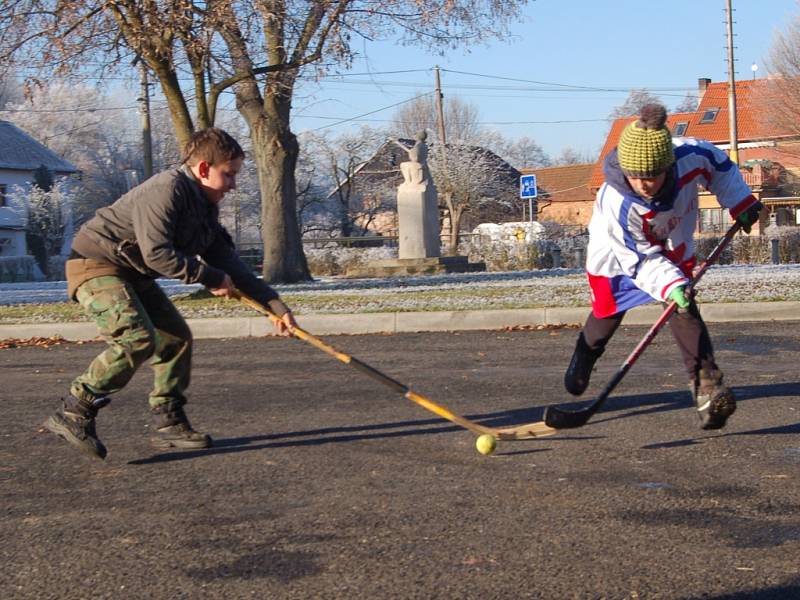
617;103;675;178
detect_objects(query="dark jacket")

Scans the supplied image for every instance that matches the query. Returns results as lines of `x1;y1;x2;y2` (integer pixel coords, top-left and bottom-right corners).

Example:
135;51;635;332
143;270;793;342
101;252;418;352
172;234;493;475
71;166;282;311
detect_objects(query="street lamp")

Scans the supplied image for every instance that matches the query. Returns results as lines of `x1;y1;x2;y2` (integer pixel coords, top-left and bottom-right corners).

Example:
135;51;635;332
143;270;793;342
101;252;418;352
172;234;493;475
751;62;758;80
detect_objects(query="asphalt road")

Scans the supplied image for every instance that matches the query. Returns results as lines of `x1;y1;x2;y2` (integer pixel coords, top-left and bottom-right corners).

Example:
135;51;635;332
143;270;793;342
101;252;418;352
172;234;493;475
3;321;799;599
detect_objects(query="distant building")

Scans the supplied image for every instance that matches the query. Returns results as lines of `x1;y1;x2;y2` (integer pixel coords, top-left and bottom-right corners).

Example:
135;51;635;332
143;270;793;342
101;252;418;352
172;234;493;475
519;163;595;230
519;77;800;234
0;120;79;258
589;77;800;235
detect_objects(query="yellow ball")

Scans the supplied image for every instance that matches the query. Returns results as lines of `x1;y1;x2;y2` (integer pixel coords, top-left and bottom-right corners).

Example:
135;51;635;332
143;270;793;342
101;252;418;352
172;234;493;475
476;434;497;456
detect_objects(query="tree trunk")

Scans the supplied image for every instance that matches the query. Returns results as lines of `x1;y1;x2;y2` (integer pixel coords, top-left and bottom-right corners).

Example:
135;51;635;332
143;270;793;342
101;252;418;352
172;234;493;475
445;194;463;256
250;115;311;283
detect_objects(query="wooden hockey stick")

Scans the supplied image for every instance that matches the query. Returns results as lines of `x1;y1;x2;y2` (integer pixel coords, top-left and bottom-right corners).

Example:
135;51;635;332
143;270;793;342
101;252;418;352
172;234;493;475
233;290;556;441
544;221;742;429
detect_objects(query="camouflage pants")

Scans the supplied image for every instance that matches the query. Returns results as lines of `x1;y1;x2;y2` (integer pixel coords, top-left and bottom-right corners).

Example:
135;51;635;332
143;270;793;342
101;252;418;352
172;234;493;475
70;276;192;408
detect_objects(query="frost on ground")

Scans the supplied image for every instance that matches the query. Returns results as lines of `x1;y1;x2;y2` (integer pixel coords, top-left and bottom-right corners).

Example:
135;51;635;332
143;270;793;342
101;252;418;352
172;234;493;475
2;264;800;318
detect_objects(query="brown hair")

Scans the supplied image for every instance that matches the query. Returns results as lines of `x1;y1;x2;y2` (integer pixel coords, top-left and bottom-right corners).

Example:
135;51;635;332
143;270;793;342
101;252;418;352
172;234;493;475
182;128;245;166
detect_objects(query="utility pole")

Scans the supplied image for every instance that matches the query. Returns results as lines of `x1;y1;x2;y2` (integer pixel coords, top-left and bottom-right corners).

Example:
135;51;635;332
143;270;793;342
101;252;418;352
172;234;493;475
433;65;455;252
138;62;154;180
725;0;739;165
434;65;447;146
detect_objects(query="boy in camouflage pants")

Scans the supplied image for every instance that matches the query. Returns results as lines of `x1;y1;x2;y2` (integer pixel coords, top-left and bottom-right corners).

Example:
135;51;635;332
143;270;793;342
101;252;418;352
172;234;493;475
44;128;296;459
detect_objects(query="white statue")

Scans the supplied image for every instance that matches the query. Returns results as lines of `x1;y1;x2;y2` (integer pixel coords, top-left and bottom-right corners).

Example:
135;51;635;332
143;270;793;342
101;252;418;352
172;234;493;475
395;131;431;187
392;130;439;259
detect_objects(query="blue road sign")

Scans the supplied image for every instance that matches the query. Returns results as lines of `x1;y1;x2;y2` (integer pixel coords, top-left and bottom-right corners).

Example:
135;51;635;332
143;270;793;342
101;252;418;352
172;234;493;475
520;174;537;199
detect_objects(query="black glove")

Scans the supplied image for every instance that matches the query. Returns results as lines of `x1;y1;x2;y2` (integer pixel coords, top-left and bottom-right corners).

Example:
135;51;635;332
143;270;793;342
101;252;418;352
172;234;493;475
736;201;764;234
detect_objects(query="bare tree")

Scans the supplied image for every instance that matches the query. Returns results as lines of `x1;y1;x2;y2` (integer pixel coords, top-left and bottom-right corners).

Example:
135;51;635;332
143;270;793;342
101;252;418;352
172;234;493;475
609;88;663;120
300;127;394;237
0;67;22;106
554;146;597;165
765;12;800;138
11;173;73;278
392;94;482;144
428;144;518;254
0;0;532;283
482;132;552;169
674;90;698;113
3;82;170;222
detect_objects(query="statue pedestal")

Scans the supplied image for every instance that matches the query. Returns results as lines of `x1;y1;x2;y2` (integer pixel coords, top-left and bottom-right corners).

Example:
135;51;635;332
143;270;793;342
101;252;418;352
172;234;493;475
346;255;485;278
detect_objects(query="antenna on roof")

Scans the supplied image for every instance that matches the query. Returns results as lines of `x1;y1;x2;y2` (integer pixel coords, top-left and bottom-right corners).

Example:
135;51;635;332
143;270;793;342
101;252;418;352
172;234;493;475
725;0;739;165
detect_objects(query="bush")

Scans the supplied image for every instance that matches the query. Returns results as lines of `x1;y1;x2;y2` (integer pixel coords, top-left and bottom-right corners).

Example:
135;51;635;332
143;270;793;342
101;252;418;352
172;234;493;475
47;254;67;281
0;255;41;282
461;230;588;271
304;246;395;276
696;229;800;265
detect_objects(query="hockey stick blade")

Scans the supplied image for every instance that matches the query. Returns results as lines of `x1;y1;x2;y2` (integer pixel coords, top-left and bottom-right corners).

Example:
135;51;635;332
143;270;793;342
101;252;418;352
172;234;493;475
543;401;600;429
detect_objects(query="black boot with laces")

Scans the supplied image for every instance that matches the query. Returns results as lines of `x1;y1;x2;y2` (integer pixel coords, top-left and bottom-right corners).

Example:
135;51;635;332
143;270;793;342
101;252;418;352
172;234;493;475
43;395;110;460
150;400;212;450
691;368;736;430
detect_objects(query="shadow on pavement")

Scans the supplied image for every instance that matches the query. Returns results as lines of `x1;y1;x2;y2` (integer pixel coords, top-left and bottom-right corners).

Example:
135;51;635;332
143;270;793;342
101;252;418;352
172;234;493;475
685;578;800;599
630;381;800;450
128;407;600;465
130;382;797;465
584;380;800;425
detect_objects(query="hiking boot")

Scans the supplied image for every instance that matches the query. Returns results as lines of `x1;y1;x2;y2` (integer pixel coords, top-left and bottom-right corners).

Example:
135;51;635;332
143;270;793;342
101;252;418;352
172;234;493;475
43;395;110;460
564;333;604;396
150;400;212;450
691;369;736;430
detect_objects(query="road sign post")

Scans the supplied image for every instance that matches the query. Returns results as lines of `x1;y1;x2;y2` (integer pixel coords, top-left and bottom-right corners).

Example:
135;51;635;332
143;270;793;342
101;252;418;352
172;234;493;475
520;174;537;226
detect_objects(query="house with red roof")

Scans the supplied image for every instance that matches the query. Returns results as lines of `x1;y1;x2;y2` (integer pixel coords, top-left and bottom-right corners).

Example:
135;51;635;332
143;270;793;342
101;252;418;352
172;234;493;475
519;163;595;231
589;77;800;235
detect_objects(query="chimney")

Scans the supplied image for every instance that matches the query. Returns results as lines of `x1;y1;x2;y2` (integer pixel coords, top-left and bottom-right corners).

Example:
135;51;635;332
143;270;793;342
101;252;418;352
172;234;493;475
698;77;711;95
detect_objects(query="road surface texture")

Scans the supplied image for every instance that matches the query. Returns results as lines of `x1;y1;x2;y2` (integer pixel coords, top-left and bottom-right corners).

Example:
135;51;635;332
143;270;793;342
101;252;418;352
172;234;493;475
3;321;799;599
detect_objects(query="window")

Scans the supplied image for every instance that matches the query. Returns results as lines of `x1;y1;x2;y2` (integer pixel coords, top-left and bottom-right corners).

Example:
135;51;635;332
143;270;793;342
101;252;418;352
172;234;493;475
699;108;720;124
673;122;688;136
0;184;5;207
699;208;732;233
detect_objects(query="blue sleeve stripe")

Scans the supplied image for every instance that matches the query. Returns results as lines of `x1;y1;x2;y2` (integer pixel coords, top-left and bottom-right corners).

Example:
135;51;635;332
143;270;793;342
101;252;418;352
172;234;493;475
598;183;609;210
675;143;733;172
619;196;645;268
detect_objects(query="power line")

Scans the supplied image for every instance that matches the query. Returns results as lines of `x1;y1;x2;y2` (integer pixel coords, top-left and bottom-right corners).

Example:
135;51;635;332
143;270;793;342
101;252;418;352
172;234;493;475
310;91;435;132
297;115;611;126
299;68;433;79
0;105;140;113
440;68;697;94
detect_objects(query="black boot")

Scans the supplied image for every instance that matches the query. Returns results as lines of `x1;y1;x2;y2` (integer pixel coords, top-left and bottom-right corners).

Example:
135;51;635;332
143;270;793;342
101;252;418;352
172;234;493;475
564;333;604;396
150;400;212;450
43;395;110;460
691;368;736;430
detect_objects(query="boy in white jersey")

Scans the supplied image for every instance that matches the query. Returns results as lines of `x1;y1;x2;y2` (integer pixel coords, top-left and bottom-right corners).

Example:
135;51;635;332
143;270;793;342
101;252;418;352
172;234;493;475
566;104;762;429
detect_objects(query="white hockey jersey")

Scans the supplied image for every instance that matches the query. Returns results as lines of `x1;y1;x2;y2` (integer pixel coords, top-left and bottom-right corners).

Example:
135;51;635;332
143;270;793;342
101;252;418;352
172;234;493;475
586;138;756;318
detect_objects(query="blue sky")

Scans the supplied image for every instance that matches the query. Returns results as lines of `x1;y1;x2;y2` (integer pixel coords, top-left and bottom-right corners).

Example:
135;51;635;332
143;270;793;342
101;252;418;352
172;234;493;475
289;0;799;160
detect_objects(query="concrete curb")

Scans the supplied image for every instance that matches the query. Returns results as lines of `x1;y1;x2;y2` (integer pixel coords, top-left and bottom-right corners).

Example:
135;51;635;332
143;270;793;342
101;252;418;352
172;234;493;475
1;301;797;341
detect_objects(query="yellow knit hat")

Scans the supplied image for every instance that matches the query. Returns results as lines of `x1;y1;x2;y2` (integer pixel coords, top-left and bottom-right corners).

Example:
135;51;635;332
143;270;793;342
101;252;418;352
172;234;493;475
617;104;675;178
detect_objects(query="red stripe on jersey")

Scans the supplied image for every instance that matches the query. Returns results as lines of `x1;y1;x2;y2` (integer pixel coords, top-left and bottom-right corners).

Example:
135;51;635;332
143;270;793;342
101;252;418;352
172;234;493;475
679;167;711;187
661;277;686;300
729;194;756;219
663;242;686;264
